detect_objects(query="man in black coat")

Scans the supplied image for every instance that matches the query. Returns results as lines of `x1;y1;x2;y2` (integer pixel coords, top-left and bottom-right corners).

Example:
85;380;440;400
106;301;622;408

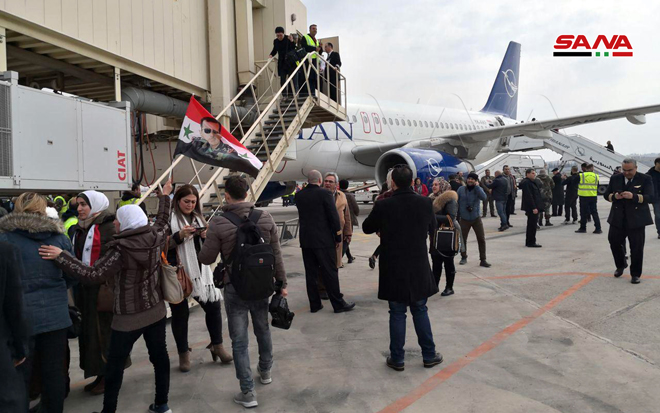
551;168;565;216
269;27;296;96
563;166;580;224
0;242;29;412
362;166;442;372
647;157;660;239
323;43;342;102
604;159;655;284
520;169;543;248
295;170;355;313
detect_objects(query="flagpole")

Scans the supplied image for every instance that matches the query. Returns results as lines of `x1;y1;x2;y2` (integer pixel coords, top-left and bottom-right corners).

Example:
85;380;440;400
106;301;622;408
136;155;184;206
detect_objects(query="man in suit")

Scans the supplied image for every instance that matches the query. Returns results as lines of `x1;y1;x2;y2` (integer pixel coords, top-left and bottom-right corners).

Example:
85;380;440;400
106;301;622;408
323;43;342;102
295;170;355;313
362;166;442;372
519;168;543;248
604;159;655;284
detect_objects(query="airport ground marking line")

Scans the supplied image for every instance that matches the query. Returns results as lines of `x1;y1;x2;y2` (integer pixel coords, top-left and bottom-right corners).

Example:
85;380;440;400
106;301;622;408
377;275;597;413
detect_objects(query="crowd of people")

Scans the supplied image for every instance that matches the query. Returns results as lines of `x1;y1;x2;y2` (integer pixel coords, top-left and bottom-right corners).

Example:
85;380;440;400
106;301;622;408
268;24;342;101
1;157;658;411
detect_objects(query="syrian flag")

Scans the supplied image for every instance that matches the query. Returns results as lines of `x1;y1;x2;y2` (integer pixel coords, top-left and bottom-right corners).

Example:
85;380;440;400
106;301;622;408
174;96;262;177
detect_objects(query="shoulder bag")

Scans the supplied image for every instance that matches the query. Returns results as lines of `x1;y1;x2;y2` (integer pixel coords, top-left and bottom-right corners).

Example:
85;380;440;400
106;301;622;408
434;214;460;257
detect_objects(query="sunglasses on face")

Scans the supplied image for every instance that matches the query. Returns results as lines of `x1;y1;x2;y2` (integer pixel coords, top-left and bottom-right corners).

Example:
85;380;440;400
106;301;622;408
203;128;221;135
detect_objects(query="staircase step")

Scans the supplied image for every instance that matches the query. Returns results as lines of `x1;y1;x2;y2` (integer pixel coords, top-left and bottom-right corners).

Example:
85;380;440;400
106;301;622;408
247;143;279;151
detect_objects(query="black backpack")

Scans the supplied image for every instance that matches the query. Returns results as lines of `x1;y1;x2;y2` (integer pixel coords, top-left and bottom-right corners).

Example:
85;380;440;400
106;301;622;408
222;210;276;301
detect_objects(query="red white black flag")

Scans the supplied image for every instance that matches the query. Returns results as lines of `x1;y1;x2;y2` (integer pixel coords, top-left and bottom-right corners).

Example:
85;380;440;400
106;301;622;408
174;97;262;177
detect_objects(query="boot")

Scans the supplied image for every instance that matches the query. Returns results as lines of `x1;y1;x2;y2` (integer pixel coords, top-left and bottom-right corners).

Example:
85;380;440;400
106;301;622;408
545;220;553;227
179;349;191;372
441;272;456;296
89;376;105;396
208;343;233;364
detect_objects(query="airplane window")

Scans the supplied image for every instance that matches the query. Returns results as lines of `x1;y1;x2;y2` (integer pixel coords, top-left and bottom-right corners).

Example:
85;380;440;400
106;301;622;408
423;121;428;127
374;117;380;125
389;118;393;125
451;123;455;129
413;120;418;127
459;124;464;130
407;120;411;127
352;115;357;123
444;123;448;129
395;119;400;126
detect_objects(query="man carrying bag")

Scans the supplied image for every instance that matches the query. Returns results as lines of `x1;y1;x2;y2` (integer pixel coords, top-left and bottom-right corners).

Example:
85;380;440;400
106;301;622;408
199;176;287;409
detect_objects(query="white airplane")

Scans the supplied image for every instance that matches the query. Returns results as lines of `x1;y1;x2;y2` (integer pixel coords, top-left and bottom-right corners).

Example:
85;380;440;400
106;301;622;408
258;41;660;200
143;41;658;201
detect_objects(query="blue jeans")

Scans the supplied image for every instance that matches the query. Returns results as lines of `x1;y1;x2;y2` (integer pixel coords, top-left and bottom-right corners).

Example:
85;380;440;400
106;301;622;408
224;284;273;393
388;299;436;364
653;202;660;236
496;200;508;228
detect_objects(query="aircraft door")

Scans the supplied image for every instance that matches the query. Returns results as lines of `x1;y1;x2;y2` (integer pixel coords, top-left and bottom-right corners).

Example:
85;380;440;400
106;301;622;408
372;113;382;134
360;112;371;133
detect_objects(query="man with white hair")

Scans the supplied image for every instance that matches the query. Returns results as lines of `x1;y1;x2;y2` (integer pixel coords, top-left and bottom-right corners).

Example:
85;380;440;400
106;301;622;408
295;170;355;313
604;159;654;284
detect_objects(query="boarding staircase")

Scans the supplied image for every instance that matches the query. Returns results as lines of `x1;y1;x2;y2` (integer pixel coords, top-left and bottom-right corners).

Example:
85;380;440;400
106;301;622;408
197;52;347;216
499;130;651;188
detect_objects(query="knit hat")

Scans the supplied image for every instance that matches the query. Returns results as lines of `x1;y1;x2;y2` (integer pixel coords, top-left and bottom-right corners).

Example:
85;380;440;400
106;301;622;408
467;172;479;181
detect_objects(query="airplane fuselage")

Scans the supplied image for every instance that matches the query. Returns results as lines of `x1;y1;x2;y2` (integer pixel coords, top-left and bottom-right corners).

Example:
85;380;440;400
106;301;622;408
273;96;515;182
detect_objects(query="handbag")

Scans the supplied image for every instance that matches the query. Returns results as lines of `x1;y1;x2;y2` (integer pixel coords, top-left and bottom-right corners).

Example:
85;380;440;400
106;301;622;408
175;248;194;298
96;282;114;312
160;252;184;304
434;214;460;257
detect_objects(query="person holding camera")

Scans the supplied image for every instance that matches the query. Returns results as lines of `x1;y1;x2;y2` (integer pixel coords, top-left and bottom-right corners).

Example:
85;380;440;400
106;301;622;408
198;176;287;409
457;173;490;267
167;184;231;373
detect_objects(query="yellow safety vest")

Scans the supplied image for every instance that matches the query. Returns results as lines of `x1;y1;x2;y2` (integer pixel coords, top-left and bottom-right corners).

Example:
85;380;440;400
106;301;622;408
304;34;319;59
577;172;599;197
63;216;78;238
118;198;140;208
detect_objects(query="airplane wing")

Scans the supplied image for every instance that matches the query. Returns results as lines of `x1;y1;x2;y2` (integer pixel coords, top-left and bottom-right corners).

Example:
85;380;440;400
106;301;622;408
416;103;660;145
350;103;660;166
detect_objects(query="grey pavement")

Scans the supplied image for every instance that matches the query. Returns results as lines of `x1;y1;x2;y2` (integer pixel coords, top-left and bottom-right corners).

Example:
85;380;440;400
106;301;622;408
64;199;660;413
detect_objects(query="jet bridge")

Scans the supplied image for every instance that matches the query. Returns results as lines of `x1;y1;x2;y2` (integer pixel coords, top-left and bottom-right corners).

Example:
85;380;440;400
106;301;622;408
499;130;651;192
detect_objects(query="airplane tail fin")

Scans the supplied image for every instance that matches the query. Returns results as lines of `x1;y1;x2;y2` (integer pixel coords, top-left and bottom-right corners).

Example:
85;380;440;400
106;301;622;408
481;41;521;119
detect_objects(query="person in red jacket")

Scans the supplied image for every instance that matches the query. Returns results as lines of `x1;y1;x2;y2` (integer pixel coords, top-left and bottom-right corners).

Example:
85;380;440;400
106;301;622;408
413;177;429;197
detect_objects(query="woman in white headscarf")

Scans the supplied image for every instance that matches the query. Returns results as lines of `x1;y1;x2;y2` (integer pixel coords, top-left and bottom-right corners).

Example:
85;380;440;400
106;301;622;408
67;190;122;394
167;184;232;372
40;181;174;413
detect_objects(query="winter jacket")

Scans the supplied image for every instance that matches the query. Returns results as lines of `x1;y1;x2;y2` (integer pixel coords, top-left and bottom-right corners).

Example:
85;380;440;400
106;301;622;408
563;173;580;202
341;189;360;227
537;173;555;202
413;184;429;197
520;178;543;213
647;167;660;202
457;185;487;221
55;196;171;316
487;175;510;202
198;201;287;288
0;213;74;336
362;187;438;304
433;191;459;228
0;242;29;361
552;174;565;203
479;175;494;196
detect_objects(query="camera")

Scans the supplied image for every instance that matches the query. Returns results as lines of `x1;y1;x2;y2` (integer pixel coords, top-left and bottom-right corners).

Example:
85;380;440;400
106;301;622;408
466;206;473;212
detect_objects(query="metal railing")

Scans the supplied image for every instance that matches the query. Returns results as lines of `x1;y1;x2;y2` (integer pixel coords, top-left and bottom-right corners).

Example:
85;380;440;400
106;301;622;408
199;51;347;218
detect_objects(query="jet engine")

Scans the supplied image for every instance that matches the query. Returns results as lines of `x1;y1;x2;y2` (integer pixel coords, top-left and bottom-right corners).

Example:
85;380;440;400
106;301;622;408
374;148;472;189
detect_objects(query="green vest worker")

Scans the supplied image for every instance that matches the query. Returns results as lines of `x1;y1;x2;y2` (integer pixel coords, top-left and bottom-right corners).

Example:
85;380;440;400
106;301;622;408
119;183;148;214
54;195;68;217
303;24;321;95
576;165;602;234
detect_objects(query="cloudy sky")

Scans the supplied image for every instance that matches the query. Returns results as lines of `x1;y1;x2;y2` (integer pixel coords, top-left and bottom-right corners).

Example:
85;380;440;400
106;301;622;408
305;0;660;160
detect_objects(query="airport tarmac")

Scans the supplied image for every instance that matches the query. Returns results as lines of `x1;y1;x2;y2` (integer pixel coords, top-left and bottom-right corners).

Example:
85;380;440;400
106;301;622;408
64;199;660;413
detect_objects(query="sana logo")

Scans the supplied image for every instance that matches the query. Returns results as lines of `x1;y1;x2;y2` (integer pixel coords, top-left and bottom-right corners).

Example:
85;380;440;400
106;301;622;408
502;69;518;98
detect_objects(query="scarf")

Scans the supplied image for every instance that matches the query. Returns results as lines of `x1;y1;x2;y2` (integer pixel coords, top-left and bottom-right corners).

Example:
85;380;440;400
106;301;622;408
77;191;110;230
116;205;147;231
171;213;220;303
414;185;423;194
